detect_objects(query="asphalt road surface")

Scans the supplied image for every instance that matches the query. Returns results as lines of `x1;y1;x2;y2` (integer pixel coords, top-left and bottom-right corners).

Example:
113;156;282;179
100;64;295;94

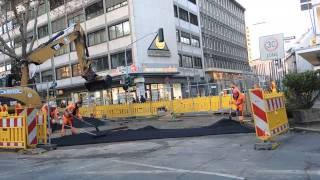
52;118;254;147
1;132;320;180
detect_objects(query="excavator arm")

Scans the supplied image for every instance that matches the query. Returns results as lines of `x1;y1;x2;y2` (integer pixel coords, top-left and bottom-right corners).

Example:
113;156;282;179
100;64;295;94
25;23;112;91
0;23;111;110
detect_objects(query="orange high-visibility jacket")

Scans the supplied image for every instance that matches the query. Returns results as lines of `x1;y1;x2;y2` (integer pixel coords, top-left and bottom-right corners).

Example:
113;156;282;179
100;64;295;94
235;93;245;112
64;103;81;119
41;104;59;119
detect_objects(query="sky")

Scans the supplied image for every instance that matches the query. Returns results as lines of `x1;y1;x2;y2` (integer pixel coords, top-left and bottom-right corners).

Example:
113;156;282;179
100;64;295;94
237;0;313;59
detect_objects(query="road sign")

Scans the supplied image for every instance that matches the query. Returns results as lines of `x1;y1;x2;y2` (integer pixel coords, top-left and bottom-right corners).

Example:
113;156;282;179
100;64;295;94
259;34;285;60
283;36;296;41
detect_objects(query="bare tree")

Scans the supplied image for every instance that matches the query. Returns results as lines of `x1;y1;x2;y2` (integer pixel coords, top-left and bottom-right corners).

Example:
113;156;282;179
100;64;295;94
0;0;41;86
0;0;87;87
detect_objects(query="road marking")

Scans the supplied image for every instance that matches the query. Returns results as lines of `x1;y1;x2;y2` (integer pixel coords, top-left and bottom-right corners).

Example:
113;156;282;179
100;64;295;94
258;169;320;175
111;159;245;180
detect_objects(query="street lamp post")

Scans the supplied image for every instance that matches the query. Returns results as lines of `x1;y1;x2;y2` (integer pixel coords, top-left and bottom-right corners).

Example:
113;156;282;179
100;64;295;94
124;31;158;78
122;28;164;103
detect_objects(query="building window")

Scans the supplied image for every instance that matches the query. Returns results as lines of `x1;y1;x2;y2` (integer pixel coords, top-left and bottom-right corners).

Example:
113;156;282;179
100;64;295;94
37;0;46;16
85;0;104;20
42;70;53;82
72;64;82;77
176;30;180;42
111;50;132;69
108;20;130;40
56;65;71;80
50;0;64;10
191;35;200;47
106;0;128;12
67;10;85;26
189;13;198;26
180;55;193;68
54;46;69;56
34;72;41;83
193;57;202;69
174;5;178;18
188;0;196;4
38;24;49;39
178;54;183;67
88;28;107;46
179;8;189;22
91;56;109;72
6;64;11;71
52;17;65;33
180;31;191;45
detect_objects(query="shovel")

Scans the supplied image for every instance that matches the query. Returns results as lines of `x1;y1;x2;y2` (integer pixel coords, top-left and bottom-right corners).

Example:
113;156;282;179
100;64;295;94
71;114;101;132
63;124;107;138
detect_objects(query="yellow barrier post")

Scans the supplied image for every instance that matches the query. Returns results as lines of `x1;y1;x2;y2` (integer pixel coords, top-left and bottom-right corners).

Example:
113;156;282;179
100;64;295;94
249;88;289;150
0;116;27;150
36;112;47;145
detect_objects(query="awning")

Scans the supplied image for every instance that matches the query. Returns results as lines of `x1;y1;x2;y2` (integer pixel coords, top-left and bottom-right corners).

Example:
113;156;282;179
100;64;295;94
298;48;320;66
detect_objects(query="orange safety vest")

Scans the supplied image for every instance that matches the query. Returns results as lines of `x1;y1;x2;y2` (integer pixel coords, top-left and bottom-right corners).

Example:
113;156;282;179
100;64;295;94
234;93;245;112
42;104;59;119
15;103;22;110
63;103;81;119
2;104;8;112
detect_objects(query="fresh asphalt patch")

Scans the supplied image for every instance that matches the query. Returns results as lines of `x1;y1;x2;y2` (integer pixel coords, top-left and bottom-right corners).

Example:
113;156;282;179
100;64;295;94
52;118;255;147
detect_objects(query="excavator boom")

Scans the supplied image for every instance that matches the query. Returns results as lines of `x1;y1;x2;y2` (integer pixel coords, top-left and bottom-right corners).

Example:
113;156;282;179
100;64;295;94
0;23;112;108
26;23;112;91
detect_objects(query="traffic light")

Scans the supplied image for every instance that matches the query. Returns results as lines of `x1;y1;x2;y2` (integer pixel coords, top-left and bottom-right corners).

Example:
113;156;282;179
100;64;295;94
123;76;133;91
158;28;164;42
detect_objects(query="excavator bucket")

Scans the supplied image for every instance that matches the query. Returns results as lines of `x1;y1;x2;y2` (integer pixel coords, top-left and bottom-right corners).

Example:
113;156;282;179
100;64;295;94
84;75;112;92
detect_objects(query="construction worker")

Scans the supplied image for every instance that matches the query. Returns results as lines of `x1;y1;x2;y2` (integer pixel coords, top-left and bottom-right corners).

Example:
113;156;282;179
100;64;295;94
0;104;3;116
2;104;8;116
42;102;60;134
270;81;277;93
61;101;83;136
15;102;22;115
232;86;245;123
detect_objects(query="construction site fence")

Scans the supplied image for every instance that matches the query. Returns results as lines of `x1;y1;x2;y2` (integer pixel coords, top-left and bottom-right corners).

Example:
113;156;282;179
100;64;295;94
0;108;47;150
80;95;237;119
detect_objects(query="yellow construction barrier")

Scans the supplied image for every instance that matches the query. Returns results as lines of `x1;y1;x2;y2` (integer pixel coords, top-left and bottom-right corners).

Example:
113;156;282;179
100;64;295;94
0;116;27;149
0;108;49;150
36;112;47;145
80;95;237;119
249;88;289;148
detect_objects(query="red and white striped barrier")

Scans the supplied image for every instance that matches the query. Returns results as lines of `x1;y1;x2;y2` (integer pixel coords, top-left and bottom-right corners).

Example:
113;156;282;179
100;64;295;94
0;142;24;148
250;89;270;139
250;89;289;141
266;97;285;112
18;108;39;146
0;117;23;128
0;116;26;149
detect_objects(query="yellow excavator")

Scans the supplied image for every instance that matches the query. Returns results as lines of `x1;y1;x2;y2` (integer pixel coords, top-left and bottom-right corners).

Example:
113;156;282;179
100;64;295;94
0;23;112;109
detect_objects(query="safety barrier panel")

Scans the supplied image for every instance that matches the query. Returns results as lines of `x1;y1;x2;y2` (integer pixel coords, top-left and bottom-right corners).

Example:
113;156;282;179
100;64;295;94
36;112;47;145
249;88;289;141
0;108;48;150
0;116;27;149
80;95;237;119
